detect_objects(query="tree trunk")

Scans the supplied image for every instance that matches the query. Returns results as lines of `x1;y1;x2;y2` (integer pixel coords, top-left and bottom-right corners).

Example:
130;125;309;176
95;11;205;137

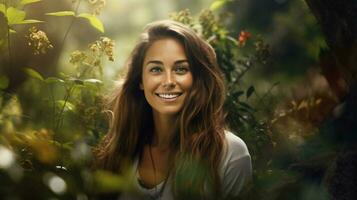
305;0;357;199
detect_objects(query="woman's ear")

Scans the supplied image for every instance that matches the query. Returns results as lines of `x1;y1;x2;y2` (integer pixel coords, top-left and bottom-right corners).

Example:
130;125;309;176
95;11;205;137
140;83;144;90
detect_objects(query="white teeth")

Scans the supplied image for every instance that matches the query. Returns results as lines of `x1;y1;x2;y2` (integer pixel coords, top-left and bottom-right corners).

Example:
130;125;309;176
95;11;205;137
157;93;180;99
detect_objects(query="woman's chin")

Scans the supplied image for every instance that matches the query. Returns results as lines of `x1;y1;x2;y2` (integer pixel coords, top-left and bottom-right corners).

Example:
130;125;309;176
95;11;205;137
153;107;182;116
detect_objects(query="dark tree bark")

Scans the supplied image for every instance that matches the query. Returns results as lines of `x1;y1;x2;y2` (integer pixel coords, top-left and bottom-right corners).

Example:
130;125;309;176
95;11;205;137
305;0;357;90
304;0;357;199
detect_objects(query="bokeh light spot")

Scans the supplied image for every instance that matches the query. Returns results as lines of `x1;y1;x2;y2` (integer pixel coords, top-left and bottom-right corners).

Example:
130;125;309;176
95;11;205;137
0;145;15;169
46;174;67;194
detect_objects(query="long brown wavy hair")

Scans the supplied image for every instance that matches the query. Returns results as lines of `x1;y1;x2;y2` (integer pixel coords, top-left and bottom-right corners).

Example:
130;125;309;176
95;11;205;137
94;20;227;199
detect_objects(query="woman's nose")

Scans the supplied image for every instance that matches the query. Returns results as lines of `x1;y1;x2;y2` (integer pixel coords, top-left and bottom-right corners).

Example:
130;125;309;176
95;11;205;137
162;72;176;89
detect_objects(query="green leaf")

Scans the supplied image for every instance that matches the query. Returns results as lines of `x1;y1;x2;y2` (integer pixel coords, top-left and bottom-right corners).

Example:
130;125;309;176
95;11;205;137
94;170;134;193
84;79;102;85
210;0;227;11
84;79;103;90
246;86;255;98
20;0;42;6
77;13;104;33
68;78;84;85
13;19;44;24
23;67;44;81
227;36;239;46
45;77;65;84
46;11;75;17
239;101;255;111
0;75;9;90
6;7;26;25
0;4;5;14
56;100;75;112
232;91;244;99
59;72;69;79
61;142;73;150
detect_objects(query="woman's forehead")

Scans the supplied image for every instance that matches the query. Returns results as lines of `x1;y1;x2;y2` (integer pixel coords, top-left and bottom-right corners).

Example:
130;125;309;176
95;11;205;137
143;38;188;64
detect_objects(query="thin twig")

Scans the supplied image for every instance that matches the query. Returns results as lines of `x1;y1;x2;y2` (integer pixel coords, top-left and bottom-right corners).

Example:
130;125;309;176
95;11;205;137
49;84;56;129
54;0;82;66
237;57;254;80
55;85;74;131
53;0;82;130
256;82;280;110
4;0;11;69
54;85;73;168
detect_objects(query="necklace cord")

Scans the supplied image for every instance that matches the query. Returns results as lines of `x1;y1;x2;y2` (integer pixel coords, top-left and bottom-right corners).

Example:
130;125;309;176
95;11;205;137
149;144;172;199
148;144;158;195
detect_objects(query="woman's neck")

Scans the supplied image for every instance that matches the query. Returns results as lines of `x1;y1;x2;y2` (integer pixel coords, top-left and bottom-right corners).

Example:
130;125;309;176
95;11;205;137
152;112;177;150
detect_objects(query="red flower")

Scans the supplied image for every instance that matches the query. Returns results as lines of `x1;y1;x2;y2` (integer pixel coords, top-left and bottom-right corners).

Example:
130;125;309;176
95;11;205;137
238;30;251;46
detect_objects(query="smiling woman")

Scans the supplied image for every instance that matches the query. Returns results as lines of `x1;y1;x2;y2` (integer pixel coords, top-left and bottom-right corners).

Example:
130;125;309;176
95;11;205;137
141;38;193;116
94;20;252;200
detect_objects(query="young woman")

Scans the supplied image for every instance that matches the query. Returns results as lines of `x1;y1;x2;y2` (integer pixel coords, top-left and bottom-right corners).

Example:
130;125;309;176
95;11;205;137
94;20;252;200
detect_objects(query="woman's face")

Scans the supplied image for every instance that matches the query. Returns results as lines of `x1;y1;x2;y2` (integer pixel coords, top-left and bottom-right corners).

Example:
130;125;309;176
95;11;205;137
141;37;193;116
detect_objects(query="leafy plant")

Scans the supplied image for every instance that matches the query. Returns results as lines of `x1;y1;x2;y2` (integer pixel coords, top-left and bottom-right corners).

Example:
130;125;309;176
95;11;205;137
0;1;115;199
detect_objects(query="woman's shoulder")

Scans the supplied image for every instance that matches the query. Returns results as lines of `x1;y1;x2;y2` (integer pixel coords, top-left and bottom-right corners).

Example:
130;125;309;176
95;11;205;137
219;130;252;198
223;130;250;161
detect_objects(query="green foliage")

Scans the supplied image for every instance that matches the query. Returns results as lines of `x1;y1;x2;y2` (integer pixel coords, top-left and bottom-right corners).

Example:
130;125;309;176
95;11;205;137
0;4;5;13
46;11;76;17
209;0;231;11
6;7;26;25
0;1;112;198
0;75;9;89
0;1;43;26
93;170;136;193
45;77;65;84
77;13;104;33
24;67;45;81
20;0;42;6
45;11;105;33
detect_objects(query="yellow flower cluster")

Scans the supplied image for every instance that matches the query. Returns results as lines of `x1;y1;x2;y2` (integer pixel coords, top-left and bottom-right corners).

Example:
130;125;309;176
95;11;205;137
89;37;115;61
69;50;87;65
199;9;220;39
27;27;53;55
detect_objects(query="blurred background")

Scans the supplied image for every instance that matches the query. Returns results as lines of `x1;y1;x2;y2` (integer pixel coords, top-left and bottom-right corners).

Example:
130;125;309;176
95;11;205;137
1;0;356;199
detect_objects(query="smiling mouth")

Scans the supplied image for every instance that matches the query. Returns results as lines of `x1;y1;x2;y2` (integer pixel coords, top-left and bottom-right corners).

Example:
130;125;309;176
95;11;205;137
155;92;183;99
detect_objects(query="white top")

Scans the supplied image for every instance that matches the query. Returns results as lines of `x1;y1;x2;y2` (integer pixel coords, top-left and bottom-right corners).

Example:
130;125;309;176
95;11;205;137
119;131;252;200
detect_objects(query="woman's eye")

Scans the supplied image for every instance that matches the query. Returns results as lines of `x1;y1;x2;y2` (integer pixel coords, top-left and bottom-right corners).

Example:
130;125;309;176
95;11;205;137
175;66;189;74
149;67;162;73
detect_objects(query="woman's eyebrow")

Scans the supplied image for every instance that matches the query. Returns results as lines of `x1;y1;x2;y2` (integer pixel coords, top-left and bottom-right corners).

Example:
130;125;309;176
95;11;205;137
174;60;189;64
145;60;188;66
145;60;163;66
